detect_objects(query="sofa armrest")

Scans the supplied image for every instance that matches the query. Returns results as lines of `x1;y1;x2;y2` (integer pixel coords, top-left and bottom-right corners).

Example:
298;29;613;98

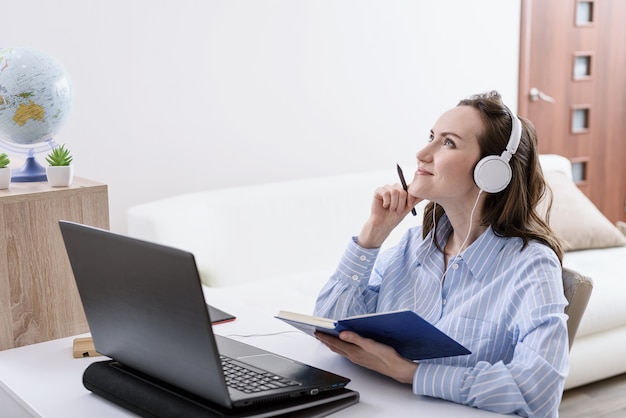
538;154;573;180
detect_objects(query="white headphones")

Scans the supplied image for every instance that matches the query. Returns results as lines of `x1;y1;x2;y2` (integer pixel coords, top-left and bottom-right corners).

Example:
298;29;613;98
473;108;522;193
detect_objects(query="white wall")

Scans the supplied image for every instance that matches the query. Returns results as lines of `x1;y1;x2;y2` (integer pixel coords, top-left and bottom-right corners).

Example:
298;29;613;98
2;1;520;233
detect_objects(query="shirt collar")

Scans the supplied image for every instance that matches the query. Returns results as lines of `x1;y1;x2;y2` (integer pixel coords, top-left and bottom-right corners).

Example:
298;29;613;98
415;214;507;282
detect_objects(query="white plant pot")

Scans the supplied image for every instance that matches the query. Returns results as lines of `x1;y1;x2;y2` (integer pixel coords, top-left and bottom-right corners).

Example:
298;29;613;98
46;165;74;187
0;167;10;189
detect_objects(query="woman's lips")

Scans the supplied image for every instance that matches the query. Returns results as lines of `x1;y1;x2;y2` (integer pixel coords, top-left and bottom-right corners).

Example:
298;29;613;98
417;167;433;176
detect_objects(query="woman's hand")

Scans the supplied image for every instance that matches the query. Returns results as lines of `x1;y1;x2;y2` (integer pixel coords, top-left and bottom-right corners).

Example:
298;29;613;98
315;330;418;384
357;184;422;248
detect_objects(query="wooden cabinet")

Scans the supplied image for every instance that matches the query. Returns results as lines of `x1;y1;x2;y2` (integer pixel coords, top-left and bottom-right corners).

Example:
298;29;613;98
0;178;109;350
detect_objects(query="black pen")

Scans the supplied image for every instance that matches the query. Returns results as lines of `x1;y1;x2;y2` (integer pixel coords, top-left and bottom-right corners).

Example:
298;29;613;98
396;163;417;216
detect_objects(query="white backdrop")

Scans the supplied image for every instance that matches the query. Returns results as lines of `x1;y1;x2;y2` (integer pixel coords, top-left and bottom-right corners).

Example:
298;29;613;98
2;1;520;232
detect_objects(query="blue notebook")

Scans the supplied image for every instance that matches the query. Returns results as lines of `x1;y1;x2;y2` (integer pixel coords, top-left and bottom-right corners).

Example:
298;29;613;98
276;309;471;361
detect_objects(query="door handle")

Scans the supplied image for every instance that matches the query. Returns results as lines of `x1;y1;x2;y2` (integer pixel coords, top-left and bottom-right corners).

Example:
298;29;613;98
529;88;556;103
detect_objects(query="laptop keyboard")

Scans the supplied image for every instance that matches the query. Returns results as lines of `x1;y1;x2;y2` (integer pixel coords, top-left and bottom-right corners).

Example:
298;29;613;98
220;355;301;394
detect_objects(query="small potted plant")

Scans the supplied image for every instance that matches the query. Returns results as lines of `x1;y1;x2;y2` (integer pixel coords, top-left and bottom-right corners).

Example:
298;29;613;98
0;152;10;189
45;144;74;187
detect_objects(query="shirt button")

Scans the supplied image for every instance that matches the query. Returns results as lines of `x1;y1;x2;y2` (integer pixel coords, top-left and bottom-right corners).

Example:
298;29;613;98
351;275;359;281
359;255;367;261
452;264;459;270
442;299;447;305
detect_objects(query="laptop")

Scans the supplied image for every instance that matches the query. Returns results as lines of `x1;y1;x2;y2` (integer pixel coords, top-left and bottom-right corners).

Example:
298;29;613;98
59;221;354;414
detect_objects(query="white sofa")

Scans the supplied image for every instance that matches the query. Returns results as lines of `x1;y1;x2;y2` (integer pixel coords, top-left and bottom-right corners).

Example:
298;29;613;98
127;154;626;390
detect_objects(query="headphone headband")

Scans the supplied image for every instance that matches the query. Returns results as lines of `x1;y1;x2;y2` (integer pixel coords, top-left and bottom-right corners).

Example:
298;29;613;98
502;106;522;162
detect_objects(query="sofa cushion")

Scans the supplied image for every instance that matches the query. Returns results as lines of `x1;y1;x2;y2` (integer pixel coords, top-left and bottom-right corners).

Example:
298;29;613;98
541;171;626;251
617;221;626;236
128;169;422;287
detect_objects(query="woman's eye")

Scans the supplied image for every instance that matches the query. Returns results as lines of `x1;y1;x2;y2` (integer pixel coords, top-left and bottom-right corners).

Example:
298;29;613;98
443;138;456;147
428;133;455;147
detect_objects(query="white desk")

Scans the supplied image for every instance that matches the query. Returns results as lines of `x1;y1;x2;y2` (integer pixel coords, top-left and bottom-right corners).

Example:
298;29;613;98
0;295;506;417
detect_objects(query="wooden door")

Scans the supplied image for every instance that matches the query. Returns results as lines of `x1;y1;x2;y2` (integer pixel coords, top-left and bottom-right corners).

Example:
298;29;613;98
518;0;626;223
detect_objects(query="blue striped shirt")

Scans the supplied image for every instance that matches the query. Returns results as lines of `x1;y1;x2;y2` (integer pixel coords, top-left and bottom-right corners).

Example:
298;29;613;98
314;215;569;417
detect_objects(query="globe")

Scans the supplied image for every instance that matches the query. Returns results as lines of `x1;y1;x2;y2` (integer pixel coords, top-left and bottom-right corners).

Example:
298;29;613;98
0;47;74;181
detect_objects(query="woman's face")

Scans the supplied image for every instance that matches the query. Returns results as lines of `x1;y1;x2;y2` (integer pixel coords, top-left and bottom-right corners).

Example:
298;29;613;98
408;105;484;204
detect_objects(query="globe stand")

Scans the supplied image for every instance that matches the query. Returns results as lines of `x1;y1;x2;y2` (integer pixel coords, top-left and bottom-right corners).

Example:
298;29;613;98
11;155;47;182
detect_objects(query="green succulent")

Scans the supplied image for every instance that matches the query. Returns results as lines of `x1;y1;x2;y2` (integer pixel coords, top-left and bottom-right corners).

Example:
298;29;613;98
45;144;73;166
0;153;11;168
0;153;10;169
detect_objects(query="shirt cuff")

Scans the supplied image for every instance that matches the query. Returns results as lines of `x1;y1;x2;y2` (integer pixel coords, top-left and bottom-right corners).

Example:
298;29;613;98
413;362;465;404
335;237;380;284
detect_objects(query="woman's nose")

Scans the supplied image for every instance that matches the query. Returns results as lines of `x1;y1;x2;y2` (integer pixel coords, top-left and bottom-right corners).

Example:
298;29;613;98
416;143;432;163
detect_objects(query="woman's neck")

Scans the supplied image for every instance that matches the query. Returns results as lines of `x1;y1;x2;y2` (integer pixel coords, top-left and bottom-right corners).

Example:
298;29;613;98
443;225;485;256
441;193;486;256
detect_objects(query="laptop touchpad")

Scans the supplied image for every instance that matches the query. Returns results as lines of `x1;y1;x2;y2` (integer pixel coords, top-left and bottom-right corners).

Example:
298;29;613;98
237;354;299;375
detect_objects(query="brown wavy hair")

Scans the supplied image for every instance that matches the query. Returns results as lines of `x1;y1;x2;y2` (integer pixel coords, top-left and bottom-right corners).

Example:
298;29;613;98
421;91;564;263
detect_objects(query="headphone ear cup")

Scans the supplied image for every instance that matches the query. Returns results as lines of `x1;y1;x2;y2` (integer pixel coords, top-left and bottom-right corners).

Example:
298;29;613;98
473;155;512;193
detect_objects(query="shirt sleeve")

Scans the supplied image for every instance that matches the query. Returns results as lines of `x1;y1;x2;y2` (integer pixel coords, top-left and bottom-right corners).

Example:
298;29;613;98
413;252;569;418
313;237;381;319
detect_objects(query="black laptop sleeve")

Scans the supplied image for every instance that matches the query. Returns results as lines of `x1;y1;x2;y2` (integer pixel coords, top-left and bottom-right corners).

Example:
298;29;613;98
82;360;358;418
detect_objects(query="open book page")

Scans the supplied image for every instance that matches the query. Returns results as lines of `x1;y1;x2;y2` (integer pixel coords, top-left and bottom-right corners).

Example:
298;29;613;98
276;311;337;330
276;309;410;325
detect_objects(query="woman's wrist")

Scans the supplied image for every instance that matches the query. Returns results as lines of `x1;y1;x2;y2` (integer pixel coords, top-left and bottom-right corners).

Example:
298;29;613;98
393;361;418;384
357;220;392;249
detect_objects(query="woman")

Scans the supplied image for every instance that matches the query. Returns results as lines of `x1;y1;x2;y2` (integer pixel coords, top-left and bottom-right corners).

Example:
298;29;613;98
313;91;568;417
